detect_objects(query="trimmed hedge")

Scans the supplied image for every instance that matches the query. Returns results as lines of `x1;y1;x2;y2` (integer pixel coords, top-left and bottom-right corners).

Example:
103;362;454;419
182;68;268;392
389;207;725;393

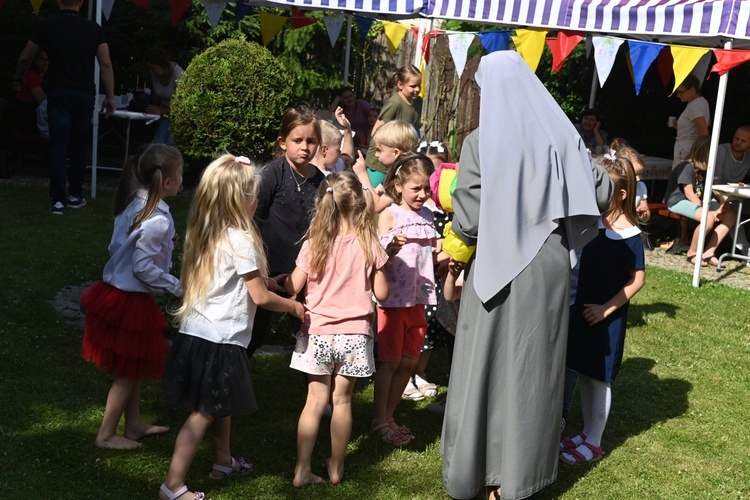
170;39;294;172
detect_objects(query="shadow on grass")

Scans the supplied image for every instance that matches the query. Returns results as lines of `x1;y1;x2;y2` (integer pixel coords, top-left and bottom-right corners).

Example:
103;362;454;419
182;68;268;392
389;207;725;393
628;301;680;327
550;357;691;497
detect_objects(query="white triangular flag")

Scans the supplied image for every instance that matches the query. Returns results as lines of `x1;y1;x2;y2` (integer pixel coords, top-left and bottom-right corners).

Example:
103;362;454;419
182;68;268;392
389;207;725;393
447;33;474;78
592;36;624;86
101;0;115;20
324;15;345;48
203;0;227;30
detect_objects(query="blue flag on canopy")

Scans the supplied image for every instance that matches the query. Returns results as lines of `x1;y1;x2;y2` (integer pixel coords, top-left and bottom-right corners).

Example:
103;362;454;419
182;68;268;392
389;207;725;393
477;31;511;53
628;40;664;95
236;2;253;23
355;15;376;41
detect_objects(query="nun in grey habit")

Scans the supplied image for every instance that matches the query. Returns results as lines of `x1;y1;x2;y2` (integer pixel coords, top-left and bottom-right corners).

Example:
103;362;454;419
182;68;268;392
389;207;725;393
441;51;614;499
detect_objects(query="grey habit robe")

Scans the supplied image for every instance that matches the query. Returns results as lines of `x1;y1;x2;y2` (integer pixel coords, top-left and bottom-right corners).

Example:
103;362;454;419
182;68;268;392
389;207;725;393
441;52;613;500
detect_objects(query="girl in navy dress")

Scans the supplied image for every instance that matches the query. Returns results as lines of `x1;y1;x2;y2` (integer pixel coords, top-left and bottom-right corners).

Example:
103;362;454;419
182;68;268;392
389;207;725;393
560;151;646;465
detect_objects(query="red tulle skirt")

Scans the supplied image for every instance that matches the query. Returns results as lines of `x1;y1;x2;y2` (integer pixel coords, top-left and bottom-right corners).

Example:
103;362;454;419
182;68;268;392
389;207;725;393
81;281;167;379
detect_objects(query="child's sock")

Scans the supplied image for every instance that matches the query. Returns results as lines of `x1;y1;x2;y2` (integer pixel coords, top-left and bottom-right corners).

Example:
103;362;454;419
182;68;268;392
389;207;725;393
579;375;611;448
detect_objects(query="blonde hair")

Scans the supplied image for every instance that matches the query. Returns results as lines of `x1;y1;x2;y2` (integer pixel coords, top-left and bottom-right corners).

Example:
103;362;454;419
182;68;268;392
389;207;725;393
687;135;711;171
615;145;645;175
114;143;183;233
372;120;418;152
304;171;379;278
319;120;342;147
383;152;434;205
174;154;267;325
597;155;639;227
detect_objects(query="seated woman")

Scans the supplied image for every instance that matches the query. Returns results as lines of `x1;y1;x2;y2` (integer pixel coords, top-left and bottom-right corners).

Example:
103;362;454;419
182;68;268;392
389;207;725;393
665;135;736;268
145;48;183;144
329;86;371;148
575;109;608;154
14;50;48;138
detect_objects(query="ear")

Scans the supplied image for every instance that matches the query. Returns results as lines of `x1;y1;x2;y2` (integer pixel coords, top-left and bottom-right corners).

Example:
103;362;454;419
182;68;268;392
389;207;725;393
277;136;287;151
620;189;627;200
393;148;402;157
320;144;329;157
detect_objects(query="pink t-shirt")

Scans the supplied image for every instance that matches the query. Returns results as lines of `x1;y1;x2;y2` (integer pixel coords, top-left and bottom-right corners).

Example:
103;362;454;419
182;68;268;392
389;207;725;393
296;235;388;335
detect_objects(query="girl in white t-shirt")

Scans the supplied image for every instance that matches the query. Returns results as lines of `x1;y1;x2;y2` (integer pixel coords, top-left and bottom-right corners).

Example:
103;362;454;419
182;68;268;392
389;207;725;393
158;154;304;500
284;171;392;487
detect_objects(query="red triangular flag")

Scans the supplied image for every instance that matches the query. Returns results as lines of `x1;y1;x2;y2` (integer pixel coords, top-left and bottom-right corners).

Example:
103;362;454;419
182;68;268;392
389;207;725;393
132;0;148;8
422;31;431;64
170;0;191;25
546;30;584;72
655;47;673;88
411;26;419;41
289;7;316;28
710;49;750;76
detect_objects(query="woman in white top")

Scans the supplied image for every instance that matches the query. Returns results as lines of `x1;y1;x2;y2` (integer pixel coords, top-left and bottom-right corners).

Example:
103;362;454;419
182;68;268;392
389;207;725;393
146;48;183;145
671;74;710;168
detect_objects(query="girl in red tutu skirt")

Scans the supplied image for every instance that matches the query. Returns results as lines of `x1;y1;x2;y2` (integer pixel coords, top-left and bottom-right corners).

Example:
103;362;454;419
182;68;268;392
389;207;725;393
158;154;304;500
81;144;184;450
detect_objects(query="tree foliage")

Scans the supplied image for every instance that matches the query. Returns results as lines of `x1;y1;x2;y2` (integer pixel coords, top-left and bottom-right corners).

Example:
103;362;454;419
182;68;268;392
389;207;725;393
169;39;294;171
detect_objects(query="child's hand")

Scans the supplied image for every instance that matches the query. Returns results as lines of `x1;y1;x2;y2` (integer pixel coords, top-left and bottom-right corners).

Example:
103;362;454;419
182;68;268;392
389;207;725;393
448;258;464;277
387;233;407;257
353;150;366;177
172;233;180;246
334;106;352;131
290;300;305;320
266;273;288;292
582;303;609;326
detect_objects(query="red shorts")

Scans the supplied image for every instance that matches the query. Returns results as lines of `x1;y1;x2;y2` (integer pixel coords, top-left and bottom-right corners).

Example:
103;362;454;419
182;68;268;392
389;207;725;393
376;305;427;362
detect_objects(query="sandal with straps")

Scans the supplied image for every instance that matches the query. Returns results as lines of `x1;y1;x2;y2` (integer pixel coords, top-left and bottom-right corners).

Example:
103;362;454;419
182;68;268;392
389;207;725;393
560;441;605;465
559;432;587;451
159;483;204;500
208;456;253;480
371;421;411;446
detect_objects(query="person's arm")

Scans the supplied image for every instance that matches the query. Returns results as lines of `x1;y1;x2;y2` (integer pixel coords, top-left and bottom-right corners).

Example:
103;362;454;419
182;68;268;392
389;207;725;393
13;41;40;92
353;151;393;212
370;119;385;138
593;121;605;147
451;131;481;247
693;116;709;136
683;183;701;206
372;267;389;302
443;259;464;303
96;43;116;117
590;158;615;213
31;86;46;105
334;106;354;159
284;266;307;296
245;270;304;320
329;94;342;114
582;269;645;326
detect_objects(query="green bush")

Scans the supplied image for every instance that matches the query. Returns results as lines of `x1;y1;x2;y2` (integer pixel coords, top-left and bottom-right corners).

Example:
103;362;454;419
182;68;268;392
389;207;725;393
170;38;294;172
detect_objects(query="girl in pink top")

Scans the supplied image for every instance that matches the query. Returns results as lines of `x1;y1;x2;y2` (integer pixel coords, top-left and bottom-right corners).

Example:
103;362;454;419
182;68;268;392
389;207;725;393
372;152;438;446
285;171;392;487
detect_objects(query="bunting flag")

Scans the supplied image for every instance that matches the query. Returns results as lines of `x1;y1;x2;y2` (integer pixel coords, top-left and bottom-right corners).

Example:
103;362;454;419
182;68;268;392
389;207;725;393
101;0;115;19
30;0;43;15
693;51;712;82
656;48;673;88
511;28;548;72
447;33;474;78
422;30;440;64
592;36;625;86
170;0;191;26
477;31;511;53
259;12;288;46
132;0;148;8
355;15;375;41
290;6;317;28
383;21;408;56
419;59;426;99
203;0;226;29
411;25;420;41
323;15;344;48
670;45;710;92
235;1;252;23
545;31;584;73
711;49;750;76
627;40;663;95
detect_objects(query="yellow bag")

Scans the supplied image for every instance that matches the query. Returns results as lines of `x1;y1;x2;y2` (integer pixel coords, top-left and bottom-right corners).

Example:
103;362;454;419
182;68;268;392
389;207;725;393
442;221;475;263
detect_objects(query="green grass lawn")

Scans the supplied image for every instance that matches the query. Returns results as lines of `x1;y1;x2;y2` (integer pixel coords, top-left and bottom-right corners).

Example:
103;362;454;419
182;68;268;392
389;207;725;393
1;183;748;499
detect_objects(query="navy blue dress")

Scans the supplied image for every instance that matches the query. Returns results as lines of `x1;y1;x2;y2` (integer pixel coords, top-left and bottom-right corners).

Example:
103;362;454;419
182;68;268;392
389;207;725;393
567;225;645;383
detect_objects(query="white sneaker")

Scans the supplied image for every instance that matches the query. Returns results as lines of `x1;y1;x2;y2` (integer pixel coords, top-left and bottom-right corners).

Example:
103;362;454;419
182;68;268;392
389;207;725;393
402;380;425;401
413;374;438;397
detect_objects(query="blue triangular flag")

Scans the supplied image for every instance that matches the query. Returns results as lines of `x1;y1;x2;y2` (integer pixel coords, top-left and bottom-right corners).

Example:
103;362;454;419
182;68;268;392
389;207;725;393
628;40;664;95
477;31;511;53
355;15;375;41
236;1;253;23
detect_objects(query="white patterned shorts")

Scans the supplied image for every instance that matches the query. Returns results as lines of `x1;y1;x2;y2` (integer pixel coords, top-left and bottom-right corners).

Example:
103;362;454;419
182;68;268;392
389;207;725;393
290;333;376;377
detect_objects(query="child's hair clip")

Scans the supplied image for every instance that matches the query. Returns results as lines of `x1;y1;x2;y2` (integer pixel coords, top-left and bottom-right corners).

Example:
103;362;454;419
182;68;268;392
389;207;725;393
362;185;368;190
417;141;445;153
235;155;251;165
603;149;617;161
326;187;333;193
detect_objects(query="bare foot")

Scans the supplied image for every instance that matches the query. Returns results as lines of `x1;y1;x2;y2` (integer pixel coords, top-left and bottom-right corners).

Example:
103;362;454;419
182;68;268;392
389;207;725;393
95;435;143;449
292;472;326;487
326;458;344;485
124;423;170;441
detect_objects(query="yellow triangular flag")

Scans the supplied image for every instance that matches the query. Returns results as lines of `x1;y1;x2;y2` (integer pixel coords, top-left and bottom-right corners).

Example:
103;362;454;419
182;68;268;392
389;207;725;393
670;45;710;94
419;59;426;98
511;28;548;72
30;0;43;15
259;12;288;46
383;21;409;56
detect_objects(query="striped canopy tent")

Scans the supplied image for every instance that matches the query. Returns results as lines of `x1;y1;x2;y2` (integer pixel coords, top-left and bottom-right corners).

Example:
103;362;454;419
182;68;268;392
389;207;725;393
251;0;427;16
424;0;750;286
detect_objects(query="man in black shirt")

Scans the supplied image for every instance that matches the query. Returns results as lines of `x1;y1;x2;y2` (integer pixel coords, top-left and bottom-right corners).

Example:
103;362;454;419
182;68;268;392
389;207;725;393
14;0;115;214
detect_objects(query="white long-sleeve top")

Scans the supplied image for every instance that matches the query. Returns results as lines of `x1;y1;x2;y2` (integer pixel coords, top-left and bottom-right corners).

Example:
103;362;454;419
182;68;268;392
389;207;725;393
103;190;181;297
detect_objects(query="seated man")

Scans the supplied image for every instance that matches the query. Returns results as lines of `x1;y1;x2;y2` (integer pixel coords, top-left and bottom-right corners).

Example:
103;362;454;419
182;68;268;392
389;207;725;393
714;125;750;251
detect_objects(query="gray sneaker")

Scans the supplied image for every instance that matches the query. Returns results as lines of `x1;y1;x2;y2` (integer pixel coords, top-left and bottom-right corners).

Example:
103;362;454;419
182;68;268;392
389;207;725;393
51;201;65;215
67;196;87;209
426;396;447;415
